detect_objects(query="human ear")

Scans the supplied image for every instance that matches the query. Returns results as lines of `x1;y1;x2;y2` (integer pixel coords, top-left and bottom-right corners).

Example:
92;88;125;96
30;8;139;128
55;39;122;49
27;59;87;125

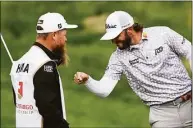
52;32;57;41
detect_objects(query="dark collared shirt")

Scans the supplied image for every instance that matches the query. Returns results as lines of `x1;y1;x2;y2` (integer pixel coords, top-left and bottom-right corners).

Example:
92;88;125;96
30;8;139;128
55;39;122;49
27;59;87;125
33;42;69;128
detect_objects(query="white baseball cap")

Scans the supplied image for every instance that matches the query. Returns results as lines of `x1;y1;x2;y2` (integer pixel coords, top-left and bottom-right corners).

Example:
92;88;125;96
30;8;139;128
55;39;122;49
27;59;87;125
36;12;78;33
100;11;134;40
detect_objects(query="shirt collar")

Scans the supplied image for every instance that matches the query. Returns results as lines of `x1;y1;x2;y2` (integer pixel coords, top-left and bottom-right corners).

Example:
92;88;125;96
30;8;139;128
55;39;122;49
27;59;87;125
129;30;148;51
142;31;148;40
33;42;62;65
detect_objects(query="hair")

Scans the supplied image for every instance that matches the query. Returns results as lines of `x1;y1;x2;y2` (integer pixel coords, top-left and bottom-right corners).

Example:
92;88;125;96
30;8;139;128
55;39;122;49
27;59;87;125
132;23;143;32
64;48;70;67
36;33;49;40
61;43;70;67
53;29;69;67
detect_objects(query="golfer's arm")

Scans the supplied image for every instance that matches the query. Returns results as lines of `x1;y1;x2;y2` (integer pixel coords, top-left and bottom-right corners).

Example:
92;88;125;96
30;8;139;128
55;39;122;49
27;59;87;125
166;27;192;70
182;39;192;70
85;76;118;97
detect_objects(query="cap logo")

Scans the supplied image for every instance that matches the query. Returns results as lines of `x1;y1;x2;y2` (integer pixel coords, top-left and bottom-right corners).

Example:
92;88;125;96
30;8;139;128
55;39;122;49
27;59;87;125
58;23;62;29
105;24;117;29
122;23;130;28
37;20;44;24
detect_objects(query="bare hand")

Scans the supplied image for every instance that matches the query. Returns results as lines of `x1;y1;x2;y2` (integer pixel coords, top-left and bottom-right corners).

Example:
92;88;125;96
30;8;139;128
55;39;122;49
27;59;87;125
74;72;89;84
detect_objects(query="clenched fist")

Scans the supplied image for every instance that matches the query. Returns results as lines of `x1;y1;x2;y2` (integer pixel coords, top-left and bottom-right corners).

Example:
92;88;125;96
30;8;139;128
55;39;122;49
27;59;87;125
74;72;89;84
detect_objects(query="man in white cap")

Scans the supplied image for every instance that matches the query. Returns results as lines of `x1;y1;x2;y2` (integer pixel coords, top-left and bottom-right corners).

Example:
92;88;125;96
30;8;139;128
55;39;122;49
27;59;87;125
74;11;192;127
10;12;77;128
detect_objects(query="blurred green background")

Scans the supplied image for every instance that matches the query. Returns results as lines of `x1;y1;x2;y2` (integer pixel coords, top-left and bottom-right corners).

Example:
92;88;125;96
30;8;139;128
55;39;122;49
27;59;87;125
1;1;192;128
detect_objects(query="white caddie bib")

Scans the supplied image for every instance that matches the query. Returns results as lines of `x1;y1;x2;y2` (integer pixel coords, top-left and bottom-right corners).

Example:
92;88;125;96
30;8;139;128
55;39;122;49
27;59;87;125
10;46;66;128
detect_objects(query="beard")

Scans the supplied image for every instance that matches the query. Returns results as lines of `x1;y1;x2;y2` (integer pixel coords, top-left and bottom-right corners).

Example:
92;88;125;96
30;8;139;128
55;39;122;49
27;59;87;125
118;33;132;50
52;43;69;66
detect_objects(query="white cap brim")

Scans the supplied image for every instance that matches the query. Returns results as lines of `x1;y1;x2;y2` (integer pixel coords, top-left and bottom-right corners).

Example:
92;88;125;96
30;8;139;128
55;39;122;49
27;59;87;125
64;24;78;29
100;30;122;40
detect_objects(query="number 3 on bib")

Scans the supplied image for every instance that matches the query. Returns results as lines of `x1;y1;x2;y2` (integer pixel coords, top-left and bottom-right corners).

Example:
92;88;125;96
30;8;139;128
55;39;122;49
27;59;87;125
18;81;23;99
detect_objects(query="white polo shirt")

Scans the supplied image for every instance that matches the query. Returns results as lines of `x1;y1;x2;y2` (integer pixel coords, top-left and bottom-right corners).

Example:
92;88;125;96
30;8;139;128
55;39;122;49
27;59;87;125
86;26;192;106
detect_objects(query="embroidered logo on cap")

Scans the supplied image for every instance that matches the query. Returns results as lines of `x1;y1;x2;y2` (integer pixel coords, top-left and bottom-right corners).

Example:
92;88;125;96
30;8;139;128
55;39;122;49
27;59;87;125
37;20;44;24
105;24;117;29
122;23;130;28
58;23;62;29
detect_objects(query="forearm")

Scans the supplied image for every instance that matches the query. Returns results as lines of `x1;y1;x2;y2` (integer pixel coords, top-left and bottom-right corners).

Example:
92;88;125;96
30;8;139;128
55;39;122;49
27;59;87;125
85;76;118;97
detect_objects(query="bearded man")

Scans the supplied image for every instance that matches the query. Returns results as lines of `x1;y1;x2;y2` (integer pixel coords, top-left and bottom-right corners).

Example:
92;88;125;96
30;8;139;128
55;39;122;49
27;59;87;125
10;12;77;128
74;11;192;128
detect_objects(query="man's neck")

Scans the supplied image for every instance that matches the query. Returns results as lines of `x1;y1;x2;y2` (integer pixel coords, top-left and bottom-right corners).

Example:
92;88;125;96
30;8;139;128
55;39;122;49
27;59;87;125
131;31;142;45
36;39;53;52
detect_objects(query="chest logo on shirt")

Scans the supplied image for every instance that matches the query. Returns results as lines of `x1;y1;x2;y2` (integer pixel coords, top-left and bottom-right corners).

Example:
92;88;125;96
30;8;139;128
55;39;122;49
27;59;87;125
155;46;163;55
44;65;53;72
129;58;139;65
37;20;43;24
